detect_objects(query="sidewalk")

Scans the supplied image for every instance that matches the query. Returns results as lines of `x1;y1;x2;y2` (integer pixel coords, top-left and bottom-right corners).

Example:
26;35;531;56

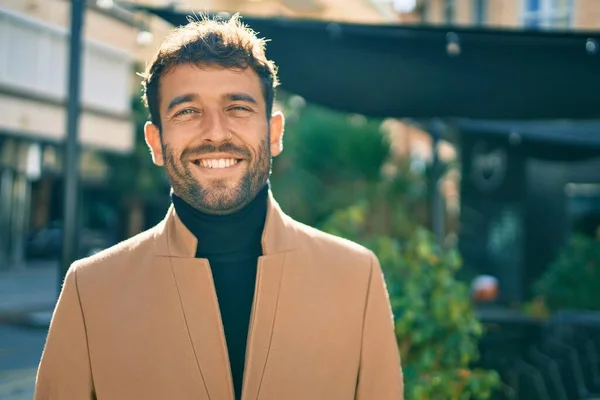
0;262;58;325
0;368;37;400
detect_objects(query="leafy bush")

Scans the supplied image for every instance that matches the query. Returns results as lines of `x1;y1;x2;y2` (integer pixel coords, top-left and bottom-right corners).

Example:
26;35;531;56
323;203;500;400
534;234;600;311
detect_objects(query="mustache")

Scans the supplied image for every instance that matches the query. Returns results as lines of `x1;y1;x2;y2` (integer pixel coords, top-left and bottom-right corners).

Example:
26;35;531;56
181;142;251;161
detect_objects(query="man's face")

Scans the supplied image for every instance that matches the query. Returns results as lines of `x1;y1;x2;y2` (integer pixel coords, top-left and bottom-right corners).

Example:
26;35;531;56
145;63;284;214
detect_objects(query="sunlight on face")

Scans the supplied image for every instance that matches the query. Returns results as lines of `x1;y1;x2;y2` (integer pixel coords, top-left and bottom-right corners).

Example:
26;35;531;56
151;64;279;214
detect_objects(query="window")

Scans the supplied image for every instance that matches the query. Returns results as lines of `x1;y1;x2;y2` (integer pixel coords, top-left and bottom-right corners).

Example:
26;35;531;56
473;0;487;26
523;0;573;29
445;0;455;24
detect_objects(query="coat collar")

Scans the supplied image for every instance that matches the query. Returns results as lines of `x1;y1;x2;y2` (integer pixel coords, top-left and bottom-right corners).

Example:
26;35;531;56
153;190;298;257
152;190;297;399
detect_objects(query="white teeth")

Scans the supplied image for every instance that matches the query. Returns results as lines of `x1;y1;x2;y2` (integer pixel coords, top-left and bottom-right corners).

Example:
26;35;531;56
197;158;238;169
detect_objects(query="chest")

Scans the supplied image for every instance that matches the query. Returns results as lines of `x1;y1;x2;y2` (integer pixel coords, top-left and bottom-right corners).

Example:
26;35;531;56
80;256;365;399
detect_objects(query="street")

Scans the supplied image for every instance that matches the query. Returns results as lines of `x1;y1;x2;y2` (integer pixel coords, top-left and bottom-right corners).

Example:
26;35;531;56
0;324;46;400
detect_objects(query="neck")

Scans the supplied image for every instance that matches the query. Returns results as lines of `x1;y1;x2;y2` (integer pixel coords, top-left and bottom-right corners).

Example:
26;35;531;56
171;184;269;257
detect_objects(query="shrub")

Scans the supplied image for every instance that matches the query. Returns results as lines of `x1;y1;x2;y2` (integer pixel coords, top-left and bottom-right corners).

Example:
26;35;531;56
323;204;500;399
534;234;600;311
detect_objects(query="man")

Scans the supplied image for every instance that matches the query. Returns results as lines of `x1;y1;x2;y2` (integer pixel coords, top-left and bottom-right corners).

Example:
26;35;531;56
35;15;403;400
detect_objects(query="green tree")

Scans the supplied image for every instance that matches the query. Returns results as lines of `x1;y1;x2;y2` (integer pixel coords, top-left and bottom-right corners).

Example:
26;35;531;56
271;95;391;227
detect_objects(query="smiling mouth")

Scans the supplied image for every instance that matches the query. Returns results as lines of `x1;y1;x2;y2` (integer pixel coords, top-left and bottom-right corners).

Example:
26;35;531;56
192;158;242;169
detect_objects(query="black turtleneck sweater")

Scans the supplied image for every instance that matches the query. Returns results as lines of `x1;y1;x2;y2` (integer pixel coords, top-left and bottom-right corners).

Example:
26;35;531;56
172;185;268;400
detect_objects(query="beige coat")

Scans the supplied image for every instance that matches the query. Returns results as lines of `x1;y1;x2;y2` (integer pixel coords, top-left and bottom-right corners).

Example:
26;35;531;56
35;193;403;399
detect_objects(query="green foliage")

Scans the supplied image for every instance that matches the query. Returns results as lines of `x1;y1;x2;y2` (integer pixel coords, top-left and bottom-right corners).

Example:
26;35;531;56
323;203;500;399
270;97;391;227
534;234;600;311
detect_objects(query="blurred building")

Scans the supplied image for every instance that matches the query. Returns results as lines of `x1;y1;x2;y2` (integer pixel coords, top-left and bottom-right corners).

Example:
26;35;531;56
126;0;400;62
395;0;600;30
404;0;600;303
1;0;598;272
0;0;142;269
392;0;600;207
386;0;600;303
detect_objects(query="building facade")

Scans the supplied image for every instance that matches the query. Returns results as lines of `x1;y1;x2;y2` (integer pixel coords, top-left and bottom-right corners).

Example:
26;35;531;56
0;0;141;269
396;0;600;29
1;0;597;270
127;0;399;64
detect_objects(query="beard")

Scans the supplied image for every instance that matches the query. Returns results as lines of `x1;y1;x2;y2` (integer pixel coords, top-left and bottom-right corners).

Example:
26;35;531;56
162;136;271;215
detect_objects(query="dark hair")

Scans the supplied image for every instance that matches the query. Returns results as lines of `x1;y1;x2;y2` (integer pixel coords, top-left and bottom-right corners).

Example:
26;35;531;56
141;14;279;129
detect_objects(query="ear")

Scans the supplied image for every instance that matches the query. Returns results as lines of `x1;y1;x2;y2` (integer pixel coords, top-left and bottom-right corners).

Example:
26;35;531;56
269;111;285;157
144;121;164;166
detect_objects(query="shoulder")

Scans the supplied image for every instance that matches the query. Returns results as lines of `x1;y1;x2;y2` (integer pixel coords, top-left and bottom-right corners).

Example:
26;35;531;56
284;217;383;299
68;225;158;277
289;217;377;268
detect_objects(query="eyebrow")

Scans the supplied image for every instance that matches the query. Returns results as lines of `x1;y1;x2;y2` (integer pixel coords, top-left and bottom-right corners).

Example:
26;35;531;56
166;93;198;113
166;92;259;113
224;92;258;105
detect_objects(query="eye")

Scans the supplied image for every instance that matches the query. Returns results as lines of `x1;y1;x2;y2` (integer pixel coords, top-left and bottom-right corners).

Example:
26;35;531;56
228;105;253;112
174;109;198;117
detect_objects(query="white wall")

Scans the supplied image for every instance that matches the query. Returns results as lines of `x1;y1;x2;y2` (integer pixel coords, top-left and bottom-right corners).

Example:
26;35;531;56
0;6;133;117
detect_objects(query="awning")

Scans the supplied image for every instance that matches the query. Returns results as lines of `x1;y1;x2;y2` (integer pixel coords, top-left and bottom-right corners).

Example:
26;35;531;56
450;119;600;160
454;119;600;147
133;6;600;121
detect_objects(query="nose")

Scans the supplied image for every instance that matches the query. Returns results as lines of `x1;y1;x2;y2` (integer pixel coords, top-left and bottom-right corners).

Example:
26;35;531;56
200;110;232;143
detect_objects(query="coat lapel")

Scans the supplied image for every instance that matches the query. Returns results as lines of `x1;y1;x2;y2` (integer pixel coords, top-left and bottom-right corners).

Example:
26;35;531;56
170;257;235;400
241;192;299;400
154;206;234;399
241;252;287;400
153;191;299;400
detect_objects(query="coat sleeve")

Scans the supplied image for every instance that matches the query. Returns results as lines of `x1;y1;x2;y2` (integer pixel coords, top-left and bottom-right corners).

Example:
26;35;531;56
34;266;95;399
355;253;404;400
